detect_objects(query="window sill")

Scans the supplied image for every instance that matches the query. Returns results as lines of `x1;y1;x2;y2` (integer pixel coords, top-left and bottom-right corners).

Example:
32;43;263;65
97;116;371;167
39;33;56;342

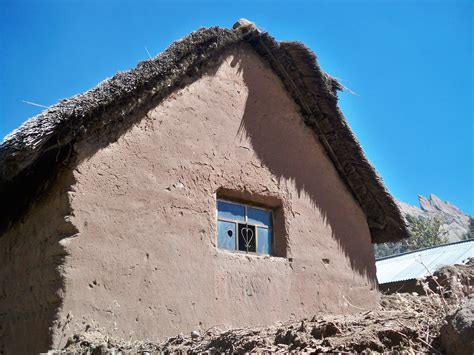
214;247;289;261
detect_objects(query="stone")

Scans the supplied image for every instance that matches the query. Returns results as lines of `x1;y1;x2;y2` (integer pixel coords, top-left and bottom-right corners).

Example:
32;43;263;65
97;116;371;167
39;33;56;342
191;330;200;339
232;18;257;31
440;294;474;355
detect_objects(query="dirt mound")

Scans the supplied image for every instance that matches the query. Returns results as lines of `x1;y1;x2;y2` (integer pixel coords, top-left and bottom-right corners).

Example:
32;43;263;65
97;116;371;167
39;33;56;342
440;294;474;355
51;263;473;354
54;292;463;354
428;261;474;298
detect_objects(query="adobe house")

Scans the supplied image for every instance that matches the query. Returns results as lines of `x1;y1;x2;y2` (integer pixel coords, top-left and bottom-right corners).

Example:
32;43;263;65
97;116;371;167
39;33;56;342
0;20;408;353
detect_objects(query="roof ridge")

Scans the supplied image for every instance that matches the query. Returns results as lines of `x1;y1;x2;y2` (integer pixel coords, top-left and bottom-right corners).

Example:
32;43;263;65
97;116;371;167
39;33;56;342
0;22;408;243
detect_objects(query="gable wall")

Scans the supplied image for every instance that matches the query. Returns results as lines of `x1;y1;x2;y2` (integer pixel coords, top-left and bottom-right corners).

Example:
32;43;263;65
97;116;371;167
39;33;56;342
54;44;378;344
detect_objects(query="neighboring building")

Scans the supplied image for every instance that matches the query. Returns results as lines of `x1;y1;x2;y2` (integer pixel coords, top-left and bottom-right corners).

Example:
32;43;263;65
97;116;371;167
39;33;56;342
0;20;407;354
376;239;474;293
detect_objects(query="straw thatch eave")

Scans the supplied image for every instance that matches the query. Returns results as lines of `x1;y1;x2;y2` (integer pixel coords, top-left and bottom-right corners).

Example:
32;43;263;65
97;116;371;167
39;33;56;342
0;22;408;243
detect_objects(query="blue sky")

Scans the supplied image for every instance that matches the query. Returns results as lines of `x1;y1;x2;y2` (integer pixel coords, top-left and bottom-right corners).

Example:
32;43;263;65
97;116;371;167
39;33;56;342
0;0;472;214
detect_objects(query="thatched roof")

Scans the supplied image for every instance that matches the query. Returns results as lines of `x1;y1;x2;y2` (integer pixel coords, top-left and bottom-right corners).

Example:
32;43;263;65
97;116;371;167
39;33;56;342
0;20;408;243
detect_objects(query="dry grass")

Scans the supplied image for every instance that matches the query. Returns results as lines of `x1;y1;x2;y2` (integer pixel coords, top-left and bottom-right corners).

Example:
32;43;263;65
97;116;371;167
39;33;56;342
51;264;472;354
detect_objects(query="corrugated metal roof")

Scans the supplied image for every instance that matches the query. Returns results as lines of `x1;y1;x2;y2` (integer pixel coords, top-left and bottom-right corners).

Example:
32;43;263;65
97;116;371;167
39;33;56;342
376;239;474;284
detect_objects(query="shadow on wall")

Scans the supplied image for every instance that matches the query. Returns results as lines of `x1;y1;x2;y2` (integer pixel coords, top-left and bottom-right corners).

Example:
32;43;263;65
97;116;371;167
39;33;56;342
230;49;377;282
0;169;77;355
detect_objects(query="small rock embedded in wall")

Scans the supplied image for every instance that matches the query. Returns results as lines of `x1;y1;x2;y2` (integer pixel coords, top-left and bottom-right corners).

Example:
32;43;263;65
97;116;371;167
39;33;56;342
165;181;186;191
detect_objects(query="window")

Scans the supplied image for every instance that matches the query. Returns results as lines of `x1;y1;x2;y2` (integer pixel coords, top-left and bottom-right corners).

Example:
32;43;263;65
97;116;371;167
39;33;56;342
216;199;273;255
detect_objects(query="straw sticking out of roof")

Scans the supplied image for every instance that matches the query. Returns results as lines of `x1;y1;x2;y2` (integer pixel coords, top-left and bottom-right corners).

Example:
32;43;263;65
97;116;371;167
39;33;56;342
0;21;408;242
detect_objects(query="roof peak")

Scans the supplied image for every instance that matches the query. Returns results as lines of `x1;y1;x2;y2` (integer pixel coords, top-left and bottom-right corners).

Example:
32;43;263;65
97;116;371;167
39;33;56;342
0;25;408;243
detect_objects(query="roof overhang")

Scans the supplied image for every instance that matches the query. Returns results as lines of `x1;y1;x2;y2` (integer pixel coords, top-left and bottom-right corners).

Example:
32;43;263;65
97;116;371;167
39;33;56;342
0;20;408;243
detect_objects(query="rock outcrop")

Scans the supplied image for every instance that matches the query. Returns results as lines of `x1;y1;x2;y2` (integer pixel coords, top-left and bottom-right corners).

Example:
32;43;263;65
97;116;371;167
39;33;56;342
397;194;471;242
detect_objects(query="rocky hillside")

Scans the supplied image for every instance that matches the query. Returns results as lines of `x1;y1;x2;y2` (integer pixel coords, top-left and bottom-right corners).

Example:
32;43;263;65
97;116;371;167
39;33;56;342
397;194;472;242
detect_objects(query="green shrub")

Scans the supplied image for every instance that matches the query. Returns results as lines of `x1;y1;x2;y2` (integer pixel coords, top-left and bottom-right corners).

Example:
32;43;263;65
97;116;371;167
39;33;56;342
374;215;448;258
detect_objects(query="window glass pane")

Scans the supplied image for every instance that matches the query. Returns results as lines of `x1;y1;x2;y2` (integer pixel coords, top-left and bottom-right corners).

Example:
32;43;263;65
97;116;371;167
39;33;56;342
217;201;245;222
217;220;236;251
257;227;272;255
238;223;256;253
247;207;272;227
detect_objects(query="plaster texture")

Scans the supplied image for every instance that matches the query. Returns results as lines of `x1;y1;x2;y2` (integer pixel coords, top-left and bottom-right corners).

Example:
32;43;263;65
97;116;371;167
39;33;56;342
0;173;75;354
0;44;378;353
54;45;378;344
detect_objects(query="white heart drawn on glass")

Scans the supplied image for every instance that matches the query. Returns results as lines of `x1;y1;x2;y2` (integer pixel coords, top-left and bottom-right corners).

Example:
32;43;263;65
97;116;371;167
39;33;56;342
240;227;254;249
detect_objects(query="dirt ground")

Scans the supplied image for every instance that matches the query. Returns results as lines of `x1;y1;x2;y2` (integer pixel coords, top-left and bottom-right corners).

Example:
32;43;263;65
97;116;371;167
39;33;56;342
50;263;472;354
